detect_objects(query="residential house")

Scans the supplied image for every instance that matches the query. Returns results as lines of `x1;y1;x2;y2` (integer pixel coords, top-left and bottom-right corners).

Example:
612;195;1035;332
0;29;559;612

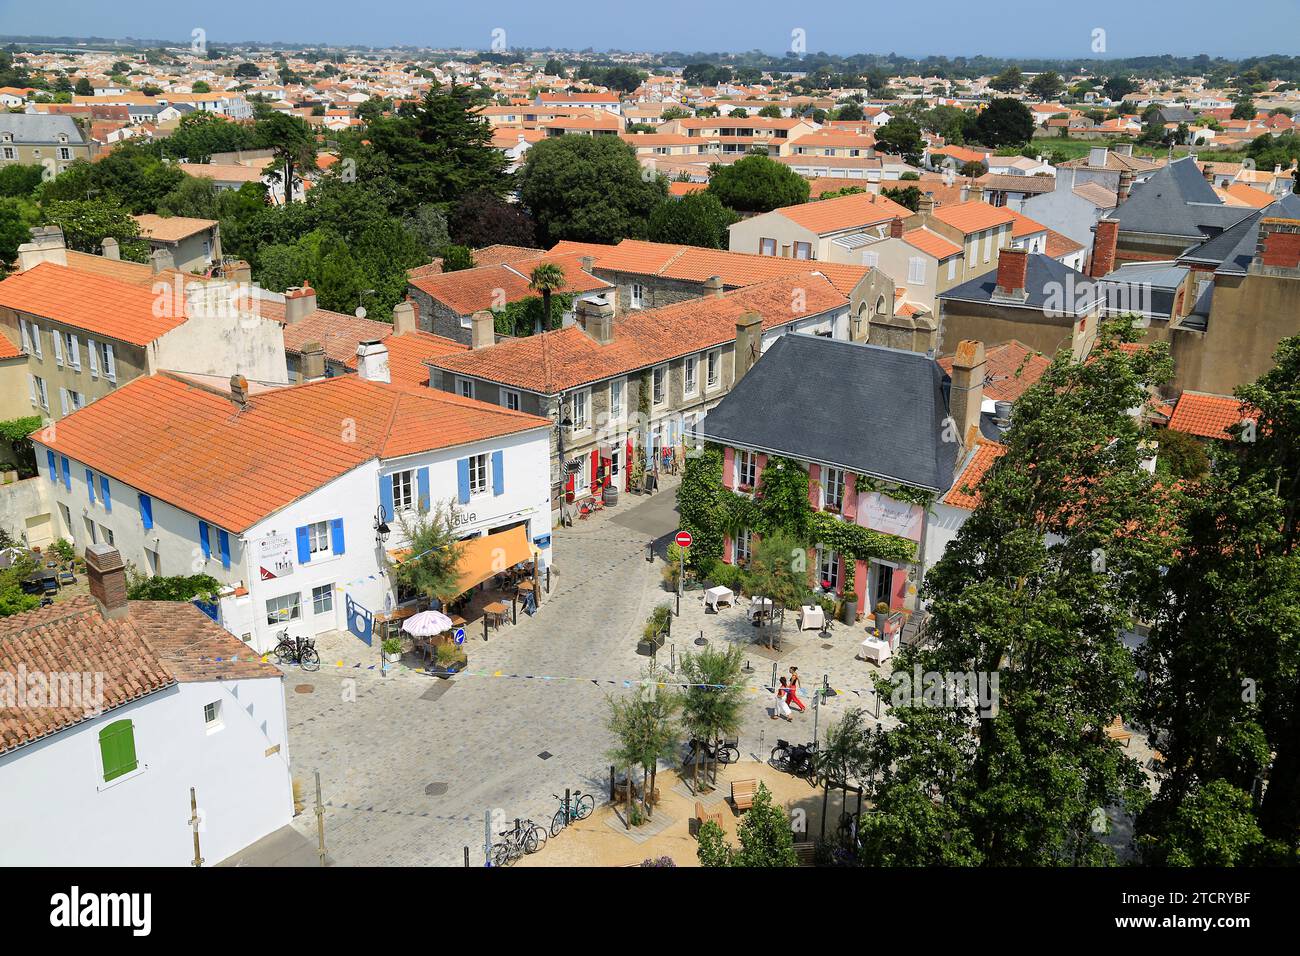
0;114;96;170
132;215;221;273
1020;170;1117;259
727;191;912;263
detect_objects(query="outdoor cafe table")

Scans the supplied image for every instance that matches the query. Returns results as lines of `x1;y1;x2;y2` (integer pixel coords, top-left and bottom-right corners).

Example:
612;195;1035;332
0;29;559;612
704;585;734;612
798;604;825;631
747;597;775;624
483;602;508;629
860;635;892;664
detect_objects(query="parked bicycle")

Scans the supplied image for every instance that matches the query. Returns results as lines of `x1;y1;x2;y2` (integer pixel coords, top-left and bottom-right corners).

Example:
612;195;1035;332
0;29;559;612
770;739;819;783
550;790;595;836
491;817;547;866
273;629;320;672
684;737;740;767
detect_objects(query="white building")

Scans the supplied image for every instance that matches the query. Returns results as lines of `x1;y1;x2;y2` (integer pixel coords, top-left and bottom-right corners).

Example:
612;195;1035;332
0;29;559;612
31;343;555;653
0;547;292;866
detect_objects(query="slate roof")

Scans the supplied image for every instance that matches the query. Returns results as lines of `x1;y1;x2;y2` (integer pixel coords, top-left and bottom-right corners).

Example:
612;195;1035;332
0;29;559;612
939;253;1098;315
698;334;960;493
1179;193;1300;275
0;113;85;144
1114;157;1254;240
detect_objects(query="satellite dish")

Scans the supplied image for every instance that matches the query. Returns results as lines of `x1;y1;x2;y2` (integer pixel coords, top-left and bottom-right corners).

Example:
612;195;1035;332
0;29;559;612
355;306;367;318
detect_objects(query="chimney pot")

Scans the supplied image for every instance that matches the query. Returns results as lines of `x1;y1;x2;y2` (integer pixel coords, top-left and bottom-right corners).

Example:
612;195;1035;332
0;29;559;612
356;339;391;382
300;341;326;381
949;339;986;451
17;225;67;270
230;373;249;407
283;283;317;324
150;247;175;274
85;544;128;619
889;217;905;240
580;255;596;272
575;295;616;344
704;275;724;298
733;311;763;381
1090;218;1120;278
994;246;1029;297
470;311;495;350
101;237;120;260
391;299;417;336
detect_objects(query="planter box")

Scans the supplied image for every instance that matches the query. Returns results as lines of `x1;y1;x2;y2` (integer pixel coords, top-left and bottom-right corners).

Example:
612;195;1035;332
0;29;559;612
431;659;467;679
636;633;667;656
384;651;402;664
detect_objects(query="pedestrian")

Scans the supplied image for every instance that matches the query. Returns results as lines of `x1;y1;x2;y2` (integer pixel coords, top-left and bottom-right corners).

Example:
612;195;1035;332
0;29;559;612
772;676;793;721
787;666;806;712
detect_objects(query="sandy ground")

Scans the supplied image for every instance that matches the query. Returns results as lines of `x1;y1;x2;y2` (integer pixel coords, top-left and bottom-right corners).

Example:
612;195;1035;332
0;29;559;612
515;760;856;867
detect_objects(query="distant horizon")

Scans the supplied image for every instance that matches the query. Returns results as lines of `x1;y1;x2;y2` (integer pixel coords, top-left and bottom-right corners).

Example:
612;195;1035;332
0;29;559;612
0;1;1296;60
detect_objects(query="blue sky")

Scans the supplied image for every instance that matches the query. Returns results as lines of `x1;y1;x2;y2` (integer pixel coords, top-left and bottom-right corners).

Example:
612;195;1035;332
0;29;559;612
0;0;1294;57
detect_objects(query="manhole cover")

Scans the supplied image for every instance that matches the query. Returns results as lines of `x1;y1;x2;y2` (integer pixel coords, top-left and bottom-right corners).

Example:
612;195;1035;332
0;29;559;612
538;751;553;760
424;782;448;797
294;684;315;694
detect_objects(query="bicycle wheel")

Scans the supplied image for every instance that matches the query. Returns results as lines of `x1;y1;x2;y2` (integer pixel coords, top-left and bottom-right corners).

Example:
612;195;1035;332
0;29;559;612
491;842;509;867
719;746;740;764
770;746;789;771
273;641;293;665
575;794;595;820
524;824;545;854
299;645;320;671
550;808;568;837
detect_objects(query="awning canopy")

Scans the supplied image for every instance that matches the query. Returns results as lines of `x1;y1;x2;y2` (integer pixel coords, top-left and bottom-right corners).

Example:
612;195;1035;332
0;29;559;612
452;525;533;596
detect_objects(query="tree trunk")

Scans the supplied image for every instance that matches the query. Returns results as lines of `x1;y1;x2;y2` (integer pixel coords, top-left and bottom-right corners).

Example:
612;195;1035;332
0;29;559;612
648;764;657;820
1259;705;1300;845
538;290;550;334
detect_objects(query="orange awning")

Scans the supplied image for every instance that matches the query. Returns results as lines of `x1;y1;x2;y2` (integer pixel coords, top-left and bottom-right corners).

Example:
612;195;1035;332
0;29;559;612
452;526;533;596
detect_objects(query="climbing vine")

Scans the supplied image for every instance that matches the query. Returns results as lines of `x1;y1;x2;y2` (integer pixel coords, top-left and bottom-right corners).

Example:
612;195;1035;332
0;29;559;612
854;473;935;510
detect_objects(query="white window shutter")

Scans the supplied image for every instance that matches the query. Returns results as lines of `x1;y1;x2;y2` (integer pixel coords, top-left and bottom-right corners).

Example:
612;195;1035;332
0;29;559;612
88;339;99;377
19;319;31;353
31;325;41;358
52;332;63;366
105;344;117;381
28;374;36;405
59;387;69;416
69;334;80;370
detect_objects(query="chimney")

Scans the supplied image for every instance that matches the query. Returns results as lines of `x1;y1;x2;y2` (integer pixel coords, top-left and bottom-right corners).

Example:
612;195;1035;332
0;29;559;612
356;339;391;383
917;193;936;215
221;259;252;283
1114;143;1134;157
391;298;417;336
889;217;904;240
1090;218;1119;278
300;341;326;381
150;247;175;274
575;295;615;344
17;225;67;270
1117;169;1134;203
1254;217;1300;271
85;544;128;620
580;255;596;273
470;311;495;350
960;183;969;202
969;184;984;204
733;311;763;381
284;283;317;324
230;373;249;407
1203;163;1214;183
101;237;120;260
993;246;1029;299
948;339;986;450
703;275;724;298
1088;146;1109;168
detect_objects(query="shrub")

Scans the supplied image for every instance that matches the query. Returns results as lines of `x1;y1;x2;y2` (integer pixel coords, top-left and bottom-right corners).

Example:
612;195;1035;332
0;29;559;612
705;562;742;592
50;538;75;563
126;570;221;602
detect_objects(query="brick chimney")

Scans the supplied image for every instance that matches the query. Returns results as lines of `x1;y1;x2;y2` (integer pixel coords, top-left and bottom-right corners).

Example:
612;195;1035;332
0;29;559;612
1254;217;1300;271
993;246;1029;300
889;217;905;239
300;341;326;380
391;298;417;336
221;259;252;283
150;247;175;274
284;284;317;324
470;311;495;350
17;225;67;270
356;339;390;383
733;311;764;381
575;295;615;344
1089;218;1119;278
101;237;120;260
948;340;986;450
1117;169;1134;203
230;373;249;407
703;275;724;298
917;193;936;215
85;544;128;620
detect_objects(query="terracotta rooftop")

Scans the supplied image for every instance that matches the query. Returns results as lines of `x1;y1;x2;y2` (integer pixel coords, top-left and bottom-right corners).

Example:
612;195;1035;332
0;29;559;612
133;214;218;243
34;373;549;532
408;254;610;315
942;440;1007;510
903;227;962;260
1167;390;1252;439
930;200;1017;235
343;330;467;387
774;191;911;234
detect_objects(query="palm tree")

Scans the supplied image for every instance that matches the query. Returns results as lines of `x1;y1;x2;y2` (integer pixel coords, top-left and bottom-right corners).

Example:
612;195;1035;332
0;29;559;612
527;262;567;334
680;644;746;791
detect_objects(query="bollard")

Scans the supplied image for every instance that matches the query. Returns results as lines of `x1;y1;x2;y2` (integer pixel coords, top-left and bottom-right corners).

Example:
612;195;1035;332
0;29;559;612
670;643;676;673
565;788;571;822
464;846;470;867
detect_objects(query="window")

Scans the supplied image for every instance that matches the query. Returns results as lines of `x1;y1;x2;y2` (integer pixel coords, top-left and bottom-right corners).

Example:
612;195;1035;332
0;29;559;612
62;332;79;370
873;562;894;608
145;548;160;577
652;365;666;406
32;375;47;410
948;258;957;281
468;453;489;496
823;467;845;512
502;389;521;412
759;237;776;256
1;147;14;161
908;257;926;284
457;378;475;400
266;592;302;625
794;241;812;260
100;525;114;547
818;548;841;591
683;355;698;397
862;251;880;268
28;322;42;358
609;378;624;421
203;701;223;731
312;584;334;616
95;341;115;382
306;520;330;555
98;719;138;782
982;230;992;263
68;390;84;411
571;388;590;431
736;450;756;489
58;147;71;161
706;350;720;389
735;528;752;564
630;283;646;309
392;469;415;512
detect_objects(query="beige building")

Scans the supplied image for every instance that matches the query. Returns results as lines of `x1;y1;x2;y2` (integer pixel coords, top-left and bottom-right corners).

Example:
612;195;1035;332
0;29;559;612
0;114;96;171
728;191;913;263
133;215;222;273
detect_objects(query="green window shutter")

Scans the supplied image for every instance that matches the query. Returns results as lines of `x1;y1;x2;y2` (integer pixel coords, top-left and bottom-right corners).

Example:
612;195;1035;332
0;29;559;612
98;719;138;782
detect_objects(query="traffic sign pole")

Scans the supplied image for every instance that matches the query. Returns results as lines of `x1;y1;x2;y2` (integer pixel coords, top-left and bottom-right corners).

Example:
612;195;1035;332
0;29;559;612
674;531;691;616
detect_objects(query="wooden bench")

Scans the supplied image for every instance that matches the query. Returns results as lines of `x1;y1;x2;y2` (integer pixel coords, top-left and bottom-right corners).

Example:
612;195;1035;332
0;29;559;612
730;778;757;813
793;842;817;867
692;800;725;837
1105;717;1133;748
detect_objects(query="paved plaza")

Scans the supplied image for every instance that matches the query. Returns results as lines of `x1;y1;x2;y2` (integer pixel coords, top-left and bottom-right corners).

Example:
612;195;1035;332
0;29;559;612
277;482;909;866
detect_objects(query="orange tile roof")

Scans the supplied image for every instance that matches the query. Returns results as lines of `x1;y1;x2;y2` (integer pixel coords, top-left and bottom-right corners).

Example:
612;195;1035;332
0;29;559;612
775;191;910;234
1215;182;1276;209
34;373;549;532
344;330;467;387
0;262;186;346
938;340;1051;403
409;255;610;315
1167;391;1253;439
942;440;1006;509
281;309;394;364
471;244;545;267
133;214;217;242
0;329;20;360
1005;209;1049;239
903;227;962;260
1045;228;1084;259
669;181;708;196
177;162;266;183
429;273;847;394
930;200;1016;235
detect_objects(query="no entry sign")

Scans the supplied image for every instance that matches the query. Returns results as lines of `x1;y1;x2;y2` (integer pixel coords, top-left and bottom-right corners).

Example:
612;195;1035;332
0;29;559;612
675;530;693;548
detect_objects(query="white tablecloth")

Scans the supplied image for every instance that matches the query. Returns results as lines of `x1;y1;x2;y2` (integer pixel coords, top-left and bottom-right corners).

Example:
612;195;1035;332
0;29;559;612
798;605;825;631
704;586;734;611
860;636;892;664
746;597;774;621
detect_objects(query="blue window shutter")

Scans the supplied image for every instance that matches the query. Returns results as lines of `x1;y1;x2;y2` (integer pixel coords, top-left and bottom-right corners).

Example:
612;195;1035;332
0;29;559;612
219;530;231;569
417;467;430;512
86;469;95;504
199;521;210;561
139;494;153;530
457;458;470;504
379;474;394;521
330;518;345;555
100;476;111;513
492;450;504;496
60;456;70;490
296;525;311;564
46;450;56;483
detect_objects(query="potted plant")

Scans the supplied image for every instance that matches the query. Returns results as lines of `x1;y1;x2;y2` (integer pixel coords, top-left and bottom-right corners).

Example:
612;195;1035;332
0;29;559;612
433;642;467;678
874;601;891;634
630;459;645;495
841;590;858;625
381;636;402;664
637;603;672;655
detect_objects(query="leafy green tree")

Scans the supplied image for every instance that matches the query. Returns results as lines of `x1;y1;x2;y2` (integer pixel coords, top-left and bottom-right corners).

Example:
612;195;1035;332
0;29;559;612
835;102;865;121
1232;96;1256;120
881;185;922;212
706;154;809;213
254;242;314;292
527;261;566;334
125;571;221;601
448;190;537;248
989;66;1023;92
0;554;39;618
1140;780;1265;866
1154;427;1210;479
391;503;465;603
647;191;738;248
969;98;1035;149
40;199;148;261
698;783;799;866
234;62;261;79
757;105;783;118
254;109;317;204
0;164;43;199
605;667;681;820
518;135;666;244
191;80;211;94
696;820;733;866
1104;75;1139;102
0;199;33;273
543;58;567;78
874;117;925;165
438;244;474;272
1028;71;1063;101
679;643;746;790
161;111;259;162
401;204;451;258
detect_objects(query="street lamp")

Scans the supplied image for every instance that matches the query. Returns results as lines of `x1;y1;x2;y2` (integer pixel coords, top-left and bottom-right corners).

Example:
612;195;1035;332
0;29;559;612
373;505;390;548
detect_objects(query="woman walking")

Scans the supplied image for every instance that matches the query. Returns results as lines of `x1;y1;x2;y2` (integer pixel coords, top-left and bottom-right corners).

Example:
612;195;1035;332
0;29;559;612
772;677;793;721
787;667;807;712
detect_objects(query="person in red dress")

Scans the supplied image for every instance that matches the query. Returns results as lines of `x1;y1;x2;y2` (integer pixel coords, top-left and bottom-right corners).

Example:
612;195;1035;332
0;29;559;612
786;666;807;712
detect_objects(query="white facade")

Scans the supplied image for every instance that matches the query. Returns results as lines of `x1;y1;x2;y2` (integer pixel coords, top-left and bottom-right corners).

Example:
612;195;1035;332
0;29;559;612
0;675;291;866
